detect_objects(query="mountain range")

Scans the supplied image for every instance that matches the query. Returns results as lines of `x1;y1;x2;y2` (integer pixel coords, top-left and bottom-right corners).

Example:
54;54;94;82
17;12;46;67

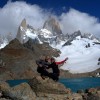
0;17;100;75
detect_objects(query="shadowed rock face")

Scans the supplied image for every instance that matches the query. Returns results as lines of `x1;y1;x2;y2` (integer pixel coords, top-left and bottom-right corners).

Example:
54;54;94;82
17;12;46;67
0;38;37;80
0;38;59;80
23;38;60;57
43;17;62;35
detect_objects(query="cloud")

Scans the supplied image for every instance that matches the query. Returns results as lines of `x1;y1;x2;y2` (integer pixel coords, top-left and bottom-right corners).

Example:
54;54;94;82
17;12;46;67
0;1;50;37
59;8;100;37
0;1;100;38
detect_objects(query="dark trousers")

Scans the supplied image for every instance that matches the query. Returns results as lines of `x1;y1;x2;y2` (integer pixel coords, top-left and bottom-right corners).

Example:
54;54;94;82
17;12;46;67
37;67;49;77
37;67;59;81
49;73;59;81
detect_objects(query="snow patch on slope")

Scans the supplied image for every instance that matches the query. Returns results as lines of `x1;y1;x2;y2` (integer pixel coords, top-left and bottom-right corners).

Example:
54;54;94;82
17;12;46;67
55;36;100;73
26;29;37;39
40;29;53;38
0;40;8;49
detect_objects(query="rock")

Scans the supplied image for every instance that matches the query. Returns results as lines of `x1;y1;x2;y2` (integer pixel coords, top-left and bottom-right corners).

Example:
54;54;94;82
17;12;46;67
23;38;60;57
28;76;71;99
0;82;36;100
43;17;62;35
0;81;12;99
72;93;83;100
0;39;37;80
87;94;100;100
84;88;100;100
77;90;84;94
16;18;29;44
0;37;60;80
9;83;36;100
97;90;100;94
0;81;10;93
63;30;82;46
87;88;97;95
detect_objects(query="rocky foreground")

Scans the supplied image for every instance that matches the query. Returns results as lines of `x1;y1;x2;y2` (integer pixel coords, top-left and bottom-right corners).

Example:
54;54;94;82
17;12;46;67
0;38;100;100
0;76;100;100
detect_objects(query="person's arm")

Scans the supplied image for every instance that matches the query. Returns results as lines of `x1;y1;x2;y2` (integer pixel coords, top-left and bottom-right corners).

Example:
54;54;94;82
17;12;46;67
55;57;68;65
36;60;42;67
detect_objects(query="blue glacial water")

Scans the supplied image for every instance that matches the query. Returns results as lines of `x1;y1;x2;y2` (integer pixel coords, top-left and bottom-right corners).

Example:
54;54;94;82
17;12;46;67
6;77;100;92
59;77;100;92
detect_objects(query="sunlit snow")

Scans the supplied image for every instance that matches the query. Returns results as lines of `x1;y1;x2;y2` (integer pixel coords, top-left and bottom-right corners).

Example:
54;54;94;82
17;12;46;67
26;29;37;39
0;40;8;49
40;29;53;38
55;36;100;73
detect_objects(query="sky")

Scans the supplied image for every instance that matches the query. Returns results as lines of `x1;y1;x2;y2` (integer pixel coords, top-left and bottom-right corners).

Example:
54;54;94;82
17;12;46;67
0;0;100;38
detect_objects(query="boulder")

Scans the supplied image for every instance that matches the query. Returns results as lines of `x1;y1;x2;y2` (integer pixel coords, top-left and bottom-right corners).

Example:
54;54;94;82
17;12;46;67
28;76;71;99
0;81;36;100
84;88;100;100
8;83;36;100
72;93;83;100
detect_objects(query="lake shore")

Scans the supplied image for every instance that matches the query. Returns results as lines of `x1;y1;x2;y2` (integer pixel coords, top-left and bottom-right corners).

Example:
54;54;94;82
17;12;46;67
0;76;100;100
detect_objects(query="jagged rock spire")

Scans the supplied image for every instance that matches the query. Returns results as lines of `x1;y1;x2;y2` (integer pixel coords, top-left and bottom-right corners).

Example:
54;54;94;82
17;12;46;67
20;18;27;29
43;16;62;35
16;18;28;44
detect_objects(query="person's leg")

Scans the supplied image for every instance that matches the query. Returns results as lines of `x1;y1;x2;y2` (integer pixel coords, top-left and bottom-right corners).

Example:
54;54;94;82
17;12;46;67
41;69;50;79
48;73;59;81
37;67;47;79
37;67;41;73
53;73;59;81
48;73;54;79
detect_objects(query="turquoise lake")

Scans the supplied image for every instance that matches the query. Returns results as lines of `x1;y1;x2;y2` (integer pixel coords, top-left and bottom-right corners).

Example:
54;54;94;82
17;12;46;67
6;77;100;92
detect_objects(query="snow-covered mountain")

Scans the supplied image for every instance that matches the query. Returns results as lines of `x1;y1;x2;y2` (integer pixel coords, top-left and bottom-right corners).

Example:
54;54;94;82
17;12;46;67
63;30;100;46
55;36;100;73
16;19;42;44
0;35;8;49
0;18;100;74
16;18;66;45
83;33;100;42
0;40;8;49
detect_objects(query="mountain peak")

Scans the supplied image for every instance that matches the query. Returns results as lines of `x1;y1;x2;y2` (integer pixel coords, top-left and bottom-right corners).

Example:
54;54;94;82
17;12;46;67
43;17;62;35
16;19;28;44
20;18;27;29
83;33;97;40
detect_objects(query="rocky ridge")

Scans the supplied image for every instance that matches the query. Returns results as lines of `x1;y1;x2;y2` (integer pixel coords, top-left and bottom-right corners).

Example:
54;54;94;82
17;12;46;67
0;38;59;81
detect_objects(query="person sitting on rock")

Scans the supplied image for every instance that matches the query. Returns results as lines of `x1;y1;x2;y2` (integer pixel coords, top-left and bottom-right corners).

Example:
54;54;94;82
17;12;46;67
36;55;50;79
45;55;51;64
47;57;68;81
